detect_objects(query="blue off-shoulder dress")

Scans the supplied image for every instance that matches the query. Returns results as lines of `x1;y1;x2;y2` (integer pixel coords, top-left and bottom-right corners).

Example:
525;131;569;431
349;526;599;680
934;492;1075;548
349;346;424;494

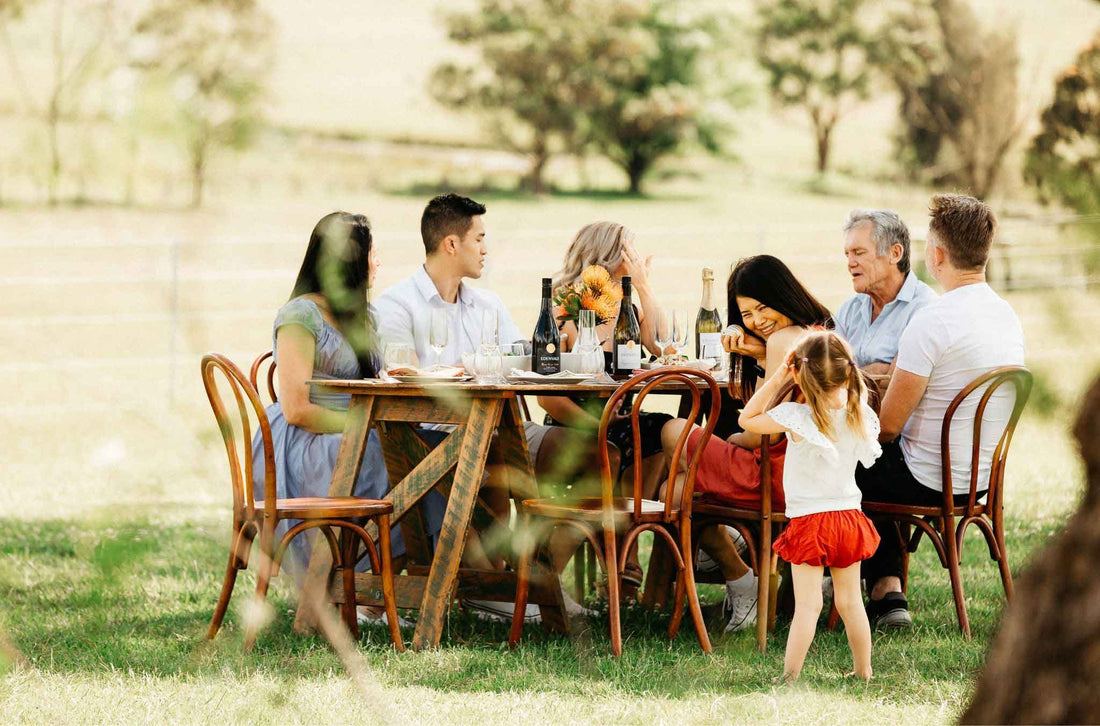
251;297;401;577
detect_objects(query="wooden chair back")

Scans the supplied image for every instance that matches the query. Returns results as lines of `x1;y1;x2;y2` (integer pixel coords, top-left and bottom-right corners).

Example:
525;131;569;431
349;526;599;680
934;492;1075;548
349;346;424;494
598;367;720;525
201;353;276;525
940;366;1033;513
249;349;278;404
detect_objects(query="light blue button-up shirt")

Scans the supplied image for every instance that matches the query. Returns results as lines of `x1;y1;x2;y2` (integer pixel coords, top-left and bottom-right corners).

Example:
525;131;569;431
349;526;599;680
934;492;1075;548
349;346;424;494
834;270;937;367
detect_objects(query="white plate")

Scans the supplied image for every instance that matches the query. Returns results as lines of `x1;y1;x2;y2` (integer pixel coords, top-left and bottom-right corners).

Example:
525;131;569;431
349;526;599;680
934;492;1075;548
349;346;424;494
390;374;473;384
642;358;719;371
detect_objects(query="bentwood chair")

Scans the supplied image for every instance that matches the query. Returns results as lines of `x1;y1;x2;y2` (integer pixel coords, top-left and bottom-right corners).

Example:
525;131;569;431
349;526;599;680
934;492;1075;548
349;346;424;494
201;353;403;652
688;379;795;652
858;366;1032;638
249;350;278;405
509;367;721;656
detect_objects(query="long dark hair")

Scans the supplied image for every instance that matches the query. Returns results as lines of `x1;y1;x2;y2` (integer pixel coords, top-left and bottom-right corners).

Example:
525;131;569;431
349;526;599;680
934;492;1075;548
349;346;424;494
727;255;833;399
290;212;379;378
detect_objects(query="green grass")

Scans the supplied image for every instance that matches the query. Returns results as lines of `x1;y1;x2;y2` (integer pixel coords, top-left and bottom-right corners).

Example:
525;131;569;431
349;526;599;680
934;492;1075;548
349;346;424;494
0;435;1074;725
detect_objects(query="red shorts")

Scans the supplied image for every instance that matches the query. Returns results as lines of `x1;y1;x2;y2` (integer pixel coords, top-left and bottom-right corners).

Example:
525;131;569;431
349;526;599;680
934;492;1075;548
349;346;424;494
686;428;786;510
773;510;880;568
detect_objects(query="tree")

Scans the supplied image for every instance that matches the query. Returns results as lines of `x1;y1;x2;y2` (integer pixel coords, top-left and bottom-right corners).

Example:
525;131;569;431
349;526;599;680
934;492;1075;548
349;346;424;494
583;1;733;195
0;0;120;205
431;0;734;195
754;0;873;174
135;0;272;208
430;0;593;195
876;0;1026;198
1024;34;1100;214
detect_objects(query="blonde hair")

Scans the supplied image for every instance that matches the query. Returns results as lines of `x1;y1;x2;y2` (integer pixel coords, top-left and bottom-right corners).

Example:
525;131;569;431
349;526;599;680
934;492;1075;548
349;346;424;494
552;221;634;288
789;331;869;441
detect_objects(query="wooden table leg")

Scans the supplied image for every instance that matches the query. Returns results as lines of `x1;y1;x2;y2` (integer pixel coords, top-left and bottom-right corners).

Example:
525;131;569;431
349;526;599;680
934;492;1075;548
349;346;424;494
294;396;376;633
412;398;503;649
496;398;568;634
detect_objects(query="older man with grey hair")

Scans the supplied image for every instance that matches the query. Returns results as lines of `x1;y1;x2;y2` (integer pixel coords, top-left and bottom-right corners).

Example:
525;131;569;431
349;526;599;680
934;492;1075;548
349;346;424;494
835;209;937;375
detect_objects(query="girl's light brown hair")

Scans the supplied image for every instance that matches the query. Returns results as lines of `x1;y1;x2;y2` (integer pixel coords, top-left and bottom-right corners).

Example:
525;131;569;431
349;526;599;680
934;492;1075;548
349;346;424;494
788;331;869;441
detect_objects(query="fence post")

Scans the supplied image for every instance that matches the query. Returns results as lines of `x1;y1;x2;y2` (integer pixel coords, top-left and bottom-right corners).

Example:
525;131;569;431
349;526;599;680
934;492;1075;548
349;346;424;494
168;236;180;407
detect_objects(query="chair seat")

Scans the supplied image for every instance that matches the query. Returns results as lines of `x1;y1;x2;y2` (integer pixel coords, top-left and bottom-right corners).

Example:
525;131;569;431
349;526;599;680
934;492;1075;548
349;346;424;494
262;496;393;519
692;501;789;524
863;499;987;518
521;497;668;525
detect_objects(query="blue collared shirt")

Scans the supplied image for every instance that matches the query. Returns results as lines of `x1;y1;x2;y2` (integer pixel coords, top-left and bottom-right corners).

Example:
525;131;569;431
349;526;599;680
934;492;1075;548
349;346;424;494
834;271;937;367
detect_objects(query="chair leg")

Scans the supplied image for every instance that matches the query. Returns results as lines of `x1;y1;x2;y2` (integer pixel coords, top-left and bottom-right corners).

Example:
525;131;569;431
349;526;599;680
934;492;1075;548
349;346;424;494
942;516;971;639
508;513;534;648
207;548;241;640
243;523;276;653
680;528;712;654
339;528;359;641
376;514;404;651
573;542;586;601
766;552;780;633
993;519;1015;601
604;528;623;657
667;565;686;640
755;520;772;652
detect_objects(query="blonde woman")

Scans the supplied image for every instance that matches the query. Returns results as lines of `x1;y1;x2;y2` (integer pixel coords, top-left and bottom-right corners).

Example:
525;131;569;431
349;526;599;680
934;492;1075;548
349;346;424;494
531;221;671;598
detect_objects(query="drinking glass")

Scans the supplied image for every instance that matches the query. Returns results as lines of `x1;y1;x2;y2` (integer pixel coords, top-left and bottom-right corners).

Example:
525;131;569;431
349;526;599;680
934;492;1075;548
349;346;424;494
481;309;499;346
654;309;673;365
383;343;419;377
473;343;505;383
429;307;450;367
672;309;689;359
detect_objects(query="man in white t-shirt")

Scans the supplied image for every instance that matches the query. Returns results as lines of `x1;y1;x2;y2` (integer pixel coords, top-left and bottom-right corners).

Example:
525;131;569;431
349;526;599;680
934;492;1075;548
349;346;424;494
857;194;1026;629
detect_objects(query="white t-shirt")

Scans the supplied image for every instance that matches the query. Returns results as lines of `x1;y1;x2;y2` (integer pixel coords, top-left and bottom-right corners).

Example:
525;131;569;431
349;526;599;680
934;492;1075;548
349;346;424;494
895;282;1026;494
768;401;882;519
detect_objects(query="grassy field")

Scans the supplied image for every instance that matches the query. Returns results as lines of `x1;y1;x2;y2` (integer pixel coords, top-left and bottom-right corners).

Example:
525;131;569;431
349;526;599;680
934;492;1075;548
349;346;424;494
1;0;1099;722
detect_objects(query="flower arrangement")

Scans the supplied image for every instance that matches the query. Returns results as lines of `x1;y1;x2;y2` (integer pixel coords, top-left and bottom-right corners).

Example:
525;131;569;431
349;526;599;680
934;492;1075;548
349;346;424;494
553;265;623;326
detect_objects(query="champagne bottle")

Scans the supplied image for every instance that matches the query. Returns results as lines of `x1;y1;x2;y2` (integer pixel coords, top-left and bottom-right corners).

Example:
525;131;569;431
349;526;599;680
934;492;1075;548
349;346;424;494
612;276;642;376
695;267;723;362
532;277;561;375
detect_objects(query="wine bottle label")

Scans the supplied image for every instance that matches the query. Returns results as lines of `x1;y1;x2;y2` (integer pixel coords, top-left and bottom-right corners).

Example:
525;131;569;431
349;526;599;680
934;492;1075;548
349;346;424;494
534;346;561;374
699;332;722;360
616;341;642;370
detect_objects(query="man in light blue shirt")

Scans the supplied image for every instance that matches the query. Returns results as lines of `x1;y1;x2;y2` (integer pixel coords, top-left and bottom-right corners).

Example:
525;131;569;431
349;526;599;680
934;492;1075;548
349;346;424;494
835;209;937;373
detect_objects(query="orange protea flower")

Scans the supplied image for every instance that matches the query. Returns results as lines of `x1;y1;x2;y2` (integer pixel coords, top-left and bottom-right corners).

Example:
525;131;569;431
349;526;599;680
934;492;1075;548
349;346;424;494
581;265;611;291
580;290;599;312
555;304;568;320
593;295;619;323
604;281;623;303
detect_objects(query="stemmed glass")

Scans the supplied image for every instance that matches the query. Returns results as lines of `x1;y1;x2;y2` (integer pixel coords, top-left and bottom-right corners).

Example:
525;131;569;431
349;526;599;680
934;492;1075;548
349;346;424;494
654;309;673;365
671;309;689;361
429;307;449;368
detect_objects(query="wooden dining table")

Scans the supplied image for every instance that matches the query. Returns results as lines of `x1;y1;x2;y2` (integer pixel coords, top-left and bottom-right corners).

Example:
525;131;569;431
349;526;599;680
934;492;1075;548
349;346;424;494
292;375;703;650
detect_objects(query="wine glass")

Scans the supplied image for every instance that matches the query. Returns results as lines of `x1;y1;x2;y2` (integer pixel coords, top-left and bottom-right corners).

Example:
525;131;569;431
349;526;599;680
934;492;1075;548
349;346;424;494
481;309;499;346
474;343;505;383
671;309;689;360
654;309;673;365
429;307;449;367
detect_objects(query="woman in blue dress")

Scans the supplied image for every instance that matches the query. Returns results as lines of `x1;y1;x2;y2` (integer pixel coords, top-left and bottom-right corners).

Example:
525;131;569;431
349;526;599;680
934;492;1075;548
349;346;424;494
251;212;406;617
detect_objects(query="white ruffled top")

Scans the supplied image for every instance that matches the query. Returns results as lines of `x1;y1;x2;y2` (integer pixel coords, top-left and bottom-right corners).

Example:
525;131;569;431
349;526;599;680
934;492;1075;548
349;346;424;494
768;401;883;518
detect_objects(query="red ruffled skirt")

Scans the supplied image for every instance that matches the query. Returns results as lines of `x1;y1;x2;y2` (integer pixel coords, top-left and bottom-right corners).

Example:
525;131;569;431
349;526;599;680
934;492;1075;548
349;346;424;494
773;510;880;568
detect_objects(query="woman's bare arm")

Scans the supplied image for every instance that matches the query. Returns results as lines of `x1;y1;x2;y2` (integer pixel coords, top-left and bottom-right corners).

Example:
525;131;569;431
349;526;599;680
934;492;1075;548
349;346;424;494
276;325;349;434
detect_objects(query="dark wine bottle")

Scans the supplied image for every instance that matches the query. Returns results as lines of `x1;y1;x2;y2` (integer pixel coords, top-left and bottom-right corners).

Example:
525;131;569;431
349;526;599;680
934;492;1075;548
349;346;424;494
695;267;723;361
532;277;561;375
612;276;642;376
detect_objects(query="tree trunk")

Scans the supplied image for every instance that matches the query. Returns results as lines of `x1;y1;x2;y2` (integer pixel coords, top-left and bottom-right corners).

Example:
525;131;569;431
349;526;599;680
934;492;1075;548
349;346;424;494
190;142;205;209
527;149;548;196
960;374;1100;724
815;121;833;174
626;152;647;196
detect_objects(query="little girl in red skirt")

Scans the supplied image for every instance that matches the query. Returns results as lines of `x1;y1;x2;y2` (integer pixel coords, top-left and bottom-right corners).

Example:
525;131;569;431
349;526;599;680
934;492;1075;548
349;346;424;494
739;331;882;682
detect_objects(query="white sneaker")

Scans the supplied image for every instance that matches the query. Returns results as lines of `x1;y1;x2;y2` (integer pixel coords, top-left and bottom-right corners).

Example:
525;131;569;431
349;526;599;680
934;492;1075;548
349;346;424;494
462;598;542;623
696;526;749;573
561;588;595;618
723;577;759;633
356;608;415;629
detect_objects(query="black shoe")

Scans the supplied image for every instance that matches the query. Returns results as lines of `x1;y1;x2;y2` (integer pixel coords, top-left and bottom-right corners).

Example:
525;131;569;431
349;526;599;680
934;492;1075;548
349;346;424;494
866;592;912;630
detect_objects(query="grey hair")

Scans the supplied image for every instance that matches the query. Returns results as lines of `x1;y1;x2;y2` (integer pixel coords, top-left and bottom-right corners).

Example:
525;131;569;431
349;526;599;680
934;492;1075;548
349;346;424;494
843;209;911;274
